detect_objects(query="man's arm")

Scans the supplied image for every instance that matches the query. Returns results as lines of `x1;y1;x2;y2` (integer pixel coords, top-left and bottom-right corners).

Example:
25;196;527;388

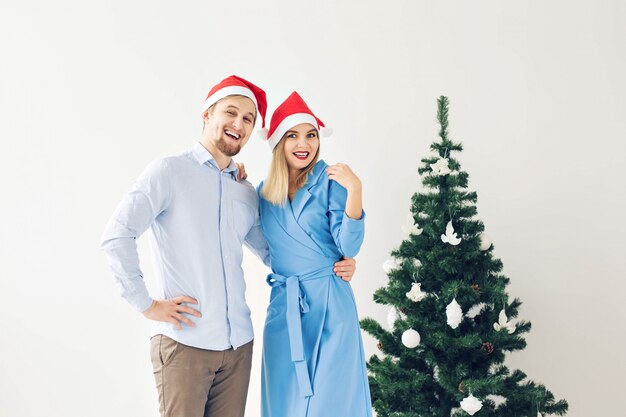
100;159;200;328
334;257;356;282
244;210;271;268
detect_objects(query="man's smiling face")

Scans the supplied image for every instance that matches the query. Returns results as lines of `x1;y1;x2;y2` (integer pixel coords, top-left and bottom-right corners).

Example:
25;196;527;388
202;95;257;157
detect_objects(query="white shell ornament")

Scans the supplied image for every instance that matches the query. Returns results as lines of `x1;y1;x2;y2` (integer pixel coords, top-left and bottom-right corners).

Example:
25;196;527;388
446;298;463;329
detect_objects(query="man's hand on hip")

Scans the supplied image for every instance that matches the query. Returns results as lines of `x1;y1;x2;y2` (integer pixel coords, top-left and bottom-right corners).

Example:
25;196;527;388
334;257;357;282
142;296;202;330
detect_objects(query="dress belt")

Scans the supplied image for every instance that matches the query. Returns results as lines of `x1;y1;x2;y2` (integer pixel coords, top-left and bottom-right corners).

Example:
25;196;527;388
266;264;337;398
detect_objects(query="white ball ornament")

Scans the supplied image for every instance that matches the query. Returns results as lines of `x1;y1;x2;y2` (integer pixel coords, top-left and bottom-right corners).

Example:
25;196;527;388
401;329;421;348
479;232;492;251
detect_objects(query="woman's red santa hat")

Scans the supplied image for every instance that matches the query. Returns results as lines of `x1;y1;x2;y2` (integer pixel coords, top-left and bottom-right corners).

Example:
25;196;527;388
259;91;332;151
202;75;267;128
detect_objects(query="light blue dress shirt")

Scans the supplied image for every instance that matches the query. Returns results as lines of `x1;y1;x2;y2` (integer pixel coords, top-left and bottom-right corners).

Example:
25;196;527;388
100;142;269;350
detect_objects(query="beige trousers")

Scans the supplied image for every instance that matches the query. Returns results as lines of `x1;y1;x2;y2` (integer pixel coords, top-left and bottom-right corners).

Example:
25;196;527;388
150;335;253;417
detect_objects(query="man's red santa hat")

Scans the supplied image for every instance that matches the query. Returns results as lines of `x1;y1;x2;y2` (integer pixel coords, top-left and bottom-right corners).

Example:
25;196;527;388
202;75;267;128
259;91;332;151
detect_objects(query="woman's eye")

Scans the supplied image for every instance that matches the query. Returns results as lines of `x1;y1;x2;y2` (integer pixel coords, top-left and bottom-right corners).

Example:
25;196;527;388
307;133;318;139
287;133;297;139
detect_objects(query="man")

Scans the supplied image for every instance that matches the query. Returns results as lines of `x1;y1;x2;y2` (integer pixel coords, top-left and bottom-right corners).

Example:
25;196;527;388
100;75;356;417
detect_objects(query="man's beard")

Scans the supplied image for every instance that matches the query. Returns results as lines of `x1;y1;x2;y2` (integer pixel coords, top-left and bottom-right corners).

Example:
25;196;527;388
215;136;241;157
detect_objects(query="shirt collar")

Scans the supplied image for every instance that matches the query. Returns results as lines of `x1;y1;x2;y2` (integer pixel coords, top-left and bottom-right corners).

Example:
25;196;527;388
192;142;239;179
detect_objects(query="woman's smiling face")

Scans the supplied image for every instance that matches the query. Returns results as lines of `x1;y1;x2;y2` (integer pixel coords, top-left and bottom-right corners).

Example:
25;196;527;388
282;123;320;172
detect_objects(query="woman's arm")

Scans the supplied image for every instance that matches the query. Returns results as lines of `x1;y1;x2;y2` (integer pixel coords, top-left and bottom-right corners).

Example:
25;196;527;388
326;163;362;219
326;163;365;258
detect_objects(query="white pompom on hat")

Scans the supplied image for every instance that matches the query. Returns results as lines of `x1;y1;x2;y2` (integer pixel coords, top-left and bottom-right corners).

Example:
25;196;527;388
259;91;331;151
202;75;267;128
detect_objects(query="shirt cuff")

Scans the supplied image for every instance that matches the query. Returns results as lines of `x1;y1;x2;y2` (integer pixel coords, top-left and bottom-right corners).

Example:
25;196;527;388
128;290;154;313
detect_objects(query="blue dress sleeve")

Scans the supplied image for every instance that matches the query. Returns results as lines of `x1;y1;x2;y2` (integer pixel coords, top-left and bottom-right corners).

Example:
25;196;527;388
327;178;365;258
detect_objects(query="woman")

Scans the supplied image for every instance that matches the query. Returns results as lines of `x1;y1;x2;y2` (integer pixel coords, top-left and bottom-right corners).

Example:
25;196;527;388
258;92;373;417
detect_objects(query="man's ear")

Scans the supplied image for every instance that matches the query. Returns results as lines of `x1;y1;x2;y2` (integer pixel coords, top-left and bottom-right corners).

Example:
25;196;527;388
202;110;210;123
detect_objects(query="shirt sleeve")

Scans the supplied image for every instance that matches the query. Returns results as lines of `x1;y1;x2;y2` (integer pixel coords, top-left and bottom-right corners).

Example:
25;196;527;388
246;184;270;267
99;159;171;313
327;178;365;258
244;211;271;267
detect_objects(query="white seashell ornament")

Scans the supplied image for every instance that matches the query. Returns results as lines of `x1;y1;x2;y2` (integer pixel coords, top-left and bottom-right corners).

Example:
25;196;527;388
446;298;463;329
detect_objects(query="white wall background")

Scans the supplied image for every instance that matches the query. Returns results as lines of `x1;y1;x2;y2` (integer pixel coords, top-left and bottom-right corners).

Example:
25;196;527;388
1;1;624;416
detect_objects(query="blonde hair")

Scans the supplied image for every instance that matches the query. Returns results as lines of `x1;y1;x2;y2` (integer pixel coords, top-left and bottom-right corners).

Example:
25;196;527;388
261;135;320;206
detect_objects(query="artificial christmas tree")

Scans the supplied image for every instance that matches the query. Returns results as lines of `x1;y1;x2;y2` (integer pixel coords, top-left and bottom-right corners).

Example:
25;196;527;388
360;96;568;417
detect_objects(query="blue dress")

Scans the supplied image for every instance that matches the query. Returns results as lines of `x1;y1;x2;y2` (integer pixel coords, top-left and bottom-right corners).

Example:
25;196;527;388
259;160;373;417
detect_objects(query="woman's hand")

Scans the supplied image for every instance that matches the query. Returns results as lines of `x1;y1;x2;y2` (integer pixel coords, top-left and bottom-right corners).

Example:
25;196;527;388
327;163;363;220
326;163;361;192
236;162;248;181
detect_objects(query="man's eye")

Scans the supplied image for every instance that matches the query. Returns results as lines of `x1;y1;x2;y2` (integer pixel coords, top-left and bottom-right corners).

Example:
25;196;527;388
244;117;252;123
226;110;236;116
